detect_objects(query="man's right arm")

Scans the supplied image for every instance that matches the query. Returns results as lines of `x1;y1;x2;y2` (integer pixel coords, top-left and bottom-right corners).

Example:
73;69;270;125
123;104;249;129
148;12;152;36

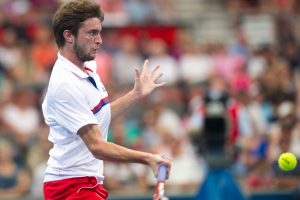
78;124;171;177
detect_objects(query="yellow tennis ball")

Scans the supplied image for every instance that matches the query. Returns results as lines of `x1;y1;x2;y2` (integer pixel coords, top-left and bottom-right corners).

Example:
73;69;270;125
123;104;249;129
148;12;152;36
278;152;297;171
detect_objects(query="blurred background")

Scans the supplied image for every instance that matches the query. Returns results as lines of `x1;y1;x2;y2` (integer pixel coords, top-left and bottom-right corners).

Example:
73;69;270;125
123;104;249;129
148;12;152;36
1;0;300;199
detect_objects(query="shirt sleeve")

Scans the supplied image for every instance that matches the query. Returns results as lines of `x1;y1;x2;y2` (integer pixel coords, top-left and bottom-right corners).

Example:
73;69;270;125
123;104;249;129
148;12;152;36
53;82;98;134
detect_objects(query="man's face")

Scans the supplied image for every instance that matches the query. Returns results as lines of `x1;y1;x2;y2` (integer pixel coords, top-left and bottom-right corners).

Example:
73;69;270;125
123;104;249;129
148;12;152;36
73;17;102;62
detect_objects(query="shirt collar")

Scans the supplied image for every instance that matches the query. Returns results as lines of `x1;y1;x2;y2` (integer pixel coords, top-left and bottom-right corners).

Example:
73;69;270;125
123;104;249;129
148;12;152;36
58;52;89;79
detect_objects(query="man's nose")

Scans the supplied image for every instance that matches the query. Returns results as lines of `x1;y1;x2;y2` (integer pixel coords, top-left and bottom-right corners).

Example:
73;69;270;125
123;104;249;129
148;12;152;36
95;34;102;45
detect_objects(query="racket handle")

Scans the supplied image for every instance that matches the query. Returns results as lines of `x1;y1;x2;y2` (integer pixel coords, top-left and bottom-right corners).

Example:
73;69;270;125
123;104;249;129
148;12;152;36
157;164;167;182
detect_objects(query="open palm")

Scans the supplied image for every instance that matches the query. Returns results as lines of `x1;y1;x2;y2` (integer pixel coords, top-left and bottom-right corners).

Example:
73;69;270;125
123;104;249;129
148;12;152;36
133;60;165;97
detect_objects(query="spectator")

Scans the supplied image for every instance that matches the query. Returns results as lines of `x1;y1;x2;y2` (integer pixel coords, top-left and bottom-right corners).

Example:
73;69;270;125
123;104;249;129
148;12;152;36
247;86;273;136
259;45;294;104
146;130;205;195
27;124;51;198
0;26;23;81
212;43;246;82
140;109;164;153
112;35;143;87
125;0;156;24
97;0;129;27
30;24;57;84
179;41;213;85
148;38;179;86
0;137;31;199
247;47;267;81
1;85;40;160
243;137;273;192
95;49;113;85
104;117;147;192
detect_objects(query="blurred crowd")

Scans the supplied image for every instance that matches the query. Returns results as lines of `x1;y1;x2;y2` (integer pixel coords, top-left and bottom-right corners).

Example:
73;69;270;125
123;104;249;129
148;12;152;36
1;0;300;199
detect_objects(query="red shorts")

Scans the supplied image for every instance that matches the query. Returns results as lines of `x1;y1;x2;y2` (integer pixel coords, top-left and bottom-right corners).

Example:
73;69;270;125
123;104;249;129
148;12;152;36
44;176;108;200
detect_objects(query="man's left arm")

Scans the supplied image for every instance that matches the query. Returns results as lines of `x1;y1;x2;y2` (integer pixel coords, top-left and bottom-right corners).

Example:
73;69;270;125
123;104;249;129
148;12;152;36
110;60;164;119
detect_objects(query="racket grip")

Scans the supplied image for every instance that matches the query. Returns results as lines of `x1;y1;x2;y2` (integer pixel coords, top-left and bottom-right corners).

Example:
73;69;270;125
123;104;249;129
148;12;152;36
157;164;167;182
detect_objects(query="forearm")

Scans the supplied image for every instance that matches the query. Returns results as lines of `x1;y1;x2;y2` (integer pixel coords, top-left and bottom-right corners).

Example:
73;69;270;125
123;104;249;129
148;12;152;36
79;124;170;177
79;124;151;164
110;90;140;119
92;140;151;164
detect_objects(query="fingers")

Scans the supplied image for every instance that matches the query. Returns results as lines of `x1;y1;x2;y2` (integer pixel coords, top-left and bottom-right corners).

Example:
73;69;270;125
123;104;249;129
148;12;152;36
155;82;166;88
142;59;149;74
159;155;172;179
153;72;163;82
150;64;160;77
139;60;165;87
153;73;165;87
141;60;161;79
134;67;140;79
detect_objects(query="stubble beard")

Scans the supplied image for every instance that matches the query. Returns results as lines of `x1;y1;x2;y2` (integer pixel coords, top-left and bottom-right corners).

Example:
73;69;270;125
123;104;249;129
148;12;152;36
73;40;95;62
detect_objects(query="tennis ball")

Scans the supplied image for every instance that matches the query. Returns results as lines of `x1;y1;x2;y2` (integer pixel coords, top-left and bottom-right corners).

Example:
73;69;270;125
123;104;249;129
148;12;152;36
278;152;297;171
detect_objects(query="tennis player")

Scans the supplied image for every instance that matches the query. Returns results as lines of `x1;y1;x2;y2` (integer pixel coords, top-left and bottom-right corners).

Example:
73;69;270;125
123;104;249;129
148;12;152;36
42;0;171;199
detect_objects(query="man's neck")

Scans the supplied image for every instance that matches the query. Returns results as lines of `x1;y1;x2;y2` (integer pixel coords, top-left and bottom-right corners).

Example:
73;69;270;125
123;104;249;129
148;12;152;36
59;47;85;71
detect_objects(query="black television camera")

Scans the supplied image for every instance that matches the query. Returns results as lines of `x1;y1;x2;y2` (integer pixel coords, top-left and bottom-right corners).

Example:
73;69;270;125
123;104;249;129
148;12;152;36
196;89;232;168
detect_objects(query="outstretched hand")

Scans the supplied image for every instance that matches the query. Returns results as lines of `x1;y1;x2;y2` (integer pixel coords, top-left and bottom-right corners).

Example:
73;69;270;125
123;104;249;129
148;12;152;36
133;60;165;98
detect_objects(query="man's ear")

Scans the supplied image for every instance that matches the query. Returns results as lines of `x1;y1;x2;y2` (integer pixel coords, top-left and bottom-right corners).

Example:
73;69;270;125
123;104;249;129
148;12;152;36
63;30;74;44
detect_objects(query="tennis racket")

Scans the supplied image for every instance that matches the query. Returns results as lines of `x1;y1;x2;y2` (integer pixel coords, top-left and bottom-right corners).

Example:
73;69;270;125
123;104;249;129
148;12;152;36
153;164;169;200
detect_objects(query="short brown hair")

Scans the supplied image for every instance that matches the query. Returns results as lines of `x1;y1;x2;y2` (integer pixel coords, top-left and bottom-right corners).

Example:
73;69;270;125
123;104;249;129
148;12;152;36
53;0;104;48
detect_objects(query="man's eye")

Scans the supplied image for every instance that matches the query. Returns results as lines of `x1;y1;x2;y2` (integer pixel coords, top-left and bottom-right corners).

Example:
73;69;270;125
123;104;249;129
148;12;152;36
90;31;98;36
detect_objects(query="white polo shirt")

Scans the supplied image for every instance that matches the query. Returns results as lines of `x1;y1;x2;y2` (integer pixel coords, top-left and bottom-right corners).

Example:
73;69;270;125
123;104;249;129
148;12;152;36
42;53;111;183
